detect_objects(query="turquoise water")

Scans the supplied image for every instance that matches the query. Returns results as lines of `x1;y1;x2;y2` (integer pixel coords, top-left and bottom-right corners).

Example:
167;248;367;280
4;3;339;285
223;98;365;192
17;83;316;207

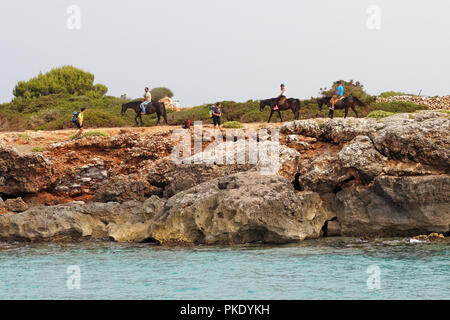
0;238;448;300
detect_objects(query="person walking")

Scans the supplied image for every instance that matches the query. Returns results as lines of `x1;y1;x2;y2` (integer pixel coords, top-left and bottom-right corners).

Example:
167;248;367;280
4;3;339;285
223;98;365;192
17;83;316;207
74;107;86;138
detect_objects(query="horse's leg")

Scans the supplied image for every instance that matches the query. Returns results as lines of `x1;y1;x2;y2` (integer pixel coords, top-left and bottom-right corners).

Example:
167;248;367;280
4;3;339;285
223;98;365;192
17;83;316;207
134;114;139;126
156;113;161;125
140;114;144;127
268;110;274;123
344;107;349;118
329;109;333;119
278;110;283;122
351;105;358;118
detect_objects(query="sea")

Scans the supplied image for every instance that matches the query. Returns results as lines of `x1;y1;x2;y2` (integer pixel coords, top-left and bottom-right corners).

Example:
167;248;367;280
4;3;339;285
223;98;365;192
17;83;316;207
0;237;448;300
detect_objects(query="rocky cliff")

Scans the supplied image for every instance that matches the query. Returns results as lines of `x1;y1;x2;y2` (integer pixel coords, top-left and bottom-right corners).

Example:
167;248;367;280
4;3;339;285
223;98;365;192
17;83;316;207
0;110;449;244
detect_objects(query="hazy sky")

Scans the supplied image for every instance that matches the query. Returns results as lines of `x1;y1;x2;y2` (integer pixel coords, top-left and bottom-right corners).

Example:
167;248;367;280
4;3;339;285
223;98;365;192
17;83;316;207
1;0;449;106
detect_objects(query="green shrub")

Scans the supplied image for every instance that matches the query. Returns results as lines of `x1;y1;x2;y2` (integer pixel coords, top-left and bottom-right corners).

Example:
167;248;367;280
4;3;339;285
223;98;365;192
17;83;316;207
367;110;394;119
31;146;46;152
368;101;427;113
83;131;109;137
222;121;244;128
18;133;30;140
13;66;107;99
379;91;414;97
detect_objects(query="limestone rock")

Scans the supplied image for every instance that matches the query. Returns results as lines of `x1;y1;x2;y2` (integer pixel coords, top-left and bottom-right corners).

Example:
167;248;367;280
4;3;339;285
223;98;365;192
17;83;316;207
369;112;450;170
338;135;387;181
280;119;321;138
0;146;53;195
150;171;328;245
0;199;166;242
335;175;450;236
5;197;29;212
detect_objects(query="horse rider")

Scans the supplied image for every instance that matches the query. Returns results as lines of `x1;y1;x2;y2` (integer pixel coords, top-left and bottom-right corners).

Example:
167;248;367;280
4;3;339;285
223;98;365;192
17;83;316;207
274;84;287;110
330;81;344;110
141;87;152;114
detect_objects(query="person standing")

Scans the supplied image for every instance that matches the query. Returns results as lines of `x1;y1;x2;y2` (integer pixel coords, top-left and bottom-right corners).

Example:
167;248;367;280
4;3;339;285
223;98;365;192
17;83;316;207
331;81;344;110
212;102;222;128
141;87;152;114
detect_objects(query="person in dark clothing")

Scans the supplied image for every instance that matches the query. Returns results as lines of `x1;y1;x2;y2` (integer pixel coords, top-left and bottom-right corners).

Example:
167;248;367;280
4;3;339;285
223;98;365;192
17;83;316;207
212;102;222;128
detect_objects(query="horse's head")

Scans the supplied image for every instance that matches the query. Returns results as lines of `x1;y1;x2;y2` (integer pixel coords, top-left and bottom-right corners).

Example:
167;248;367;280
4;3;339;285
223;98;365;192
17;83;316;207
317;98;324;111
259;100;266;112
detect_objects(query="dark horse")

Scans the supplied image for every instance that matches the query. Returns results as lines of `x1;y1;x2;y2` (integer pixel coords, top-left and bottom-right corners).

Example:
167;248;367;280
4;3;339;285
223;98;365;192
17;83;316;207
259;98;301;123
317;96;367;119
121;100;168;126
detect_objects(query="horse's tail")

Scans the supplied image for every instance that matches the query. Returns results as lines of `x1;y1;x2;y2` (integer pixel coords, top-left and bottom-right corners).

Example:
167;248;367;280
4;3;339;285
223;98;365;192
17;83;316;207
162;102;168;124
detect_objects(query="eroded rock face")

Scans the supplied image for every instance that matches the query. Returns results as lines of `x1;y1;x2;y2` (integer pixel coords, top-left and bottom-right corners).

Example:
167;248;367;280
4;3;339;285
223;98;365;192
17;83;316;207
369;112;450;170
338;135;387;181
0;196;165;242
279;111;449;237
334;175;450;236
95;139;303;202
0;146;53;195
150;171;328;245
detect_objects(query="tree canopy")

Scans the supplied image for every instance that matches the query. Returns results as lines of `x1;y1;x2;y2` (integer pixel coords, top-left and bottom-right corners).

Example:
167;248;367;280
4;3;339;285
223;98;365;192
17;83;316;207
13;66;108;99
319;80;371;101
150;87;174;102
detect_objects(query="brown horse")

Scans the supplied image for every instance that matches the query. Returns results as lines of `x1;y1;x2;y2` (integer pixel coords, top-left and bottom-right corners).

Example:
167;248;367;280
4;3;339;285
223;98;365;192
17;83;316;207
317;96;367;119
259;98;301;122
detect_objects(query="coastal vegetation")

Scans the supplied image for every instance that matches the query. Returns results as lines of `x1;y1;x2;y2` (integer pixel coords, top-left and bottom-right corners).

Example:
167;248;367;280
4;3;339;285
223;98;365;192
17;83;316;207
222;121;244;128
0;66;431;131
31;146;46;152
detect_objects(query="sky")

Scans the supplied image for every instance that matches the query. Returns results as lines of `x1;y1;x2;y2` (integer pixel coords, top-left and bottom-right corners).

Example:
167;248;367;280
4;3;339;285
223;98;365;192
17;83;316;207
0;0;449;107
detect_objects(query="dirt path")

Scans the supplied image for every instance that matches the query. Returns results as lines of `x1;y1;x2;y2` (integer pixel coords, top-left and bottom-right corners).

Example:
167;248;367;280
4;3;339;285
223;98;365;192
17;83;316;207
0;122;286;155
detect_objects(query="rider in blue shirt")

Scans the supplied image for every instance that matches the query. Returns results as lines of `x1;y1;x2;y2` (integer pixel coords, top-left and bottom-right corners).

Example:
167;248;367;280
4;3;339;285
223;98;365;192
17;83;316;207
331;81;344;110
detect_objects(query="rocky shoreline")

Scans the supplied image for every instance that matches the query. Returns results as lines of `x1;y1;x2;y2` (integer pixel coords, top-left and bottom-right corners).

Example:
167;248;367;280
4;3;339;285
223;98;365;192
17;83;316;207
0;110;449;244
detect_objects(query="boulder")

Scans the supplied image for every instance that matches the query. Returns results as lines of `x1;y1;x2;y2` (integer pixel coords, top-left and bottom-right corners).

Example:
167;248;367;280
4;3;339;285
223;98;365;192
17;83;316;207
150;171;328;244
280;119;322;138
320;118;382;144
5;197;29;212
